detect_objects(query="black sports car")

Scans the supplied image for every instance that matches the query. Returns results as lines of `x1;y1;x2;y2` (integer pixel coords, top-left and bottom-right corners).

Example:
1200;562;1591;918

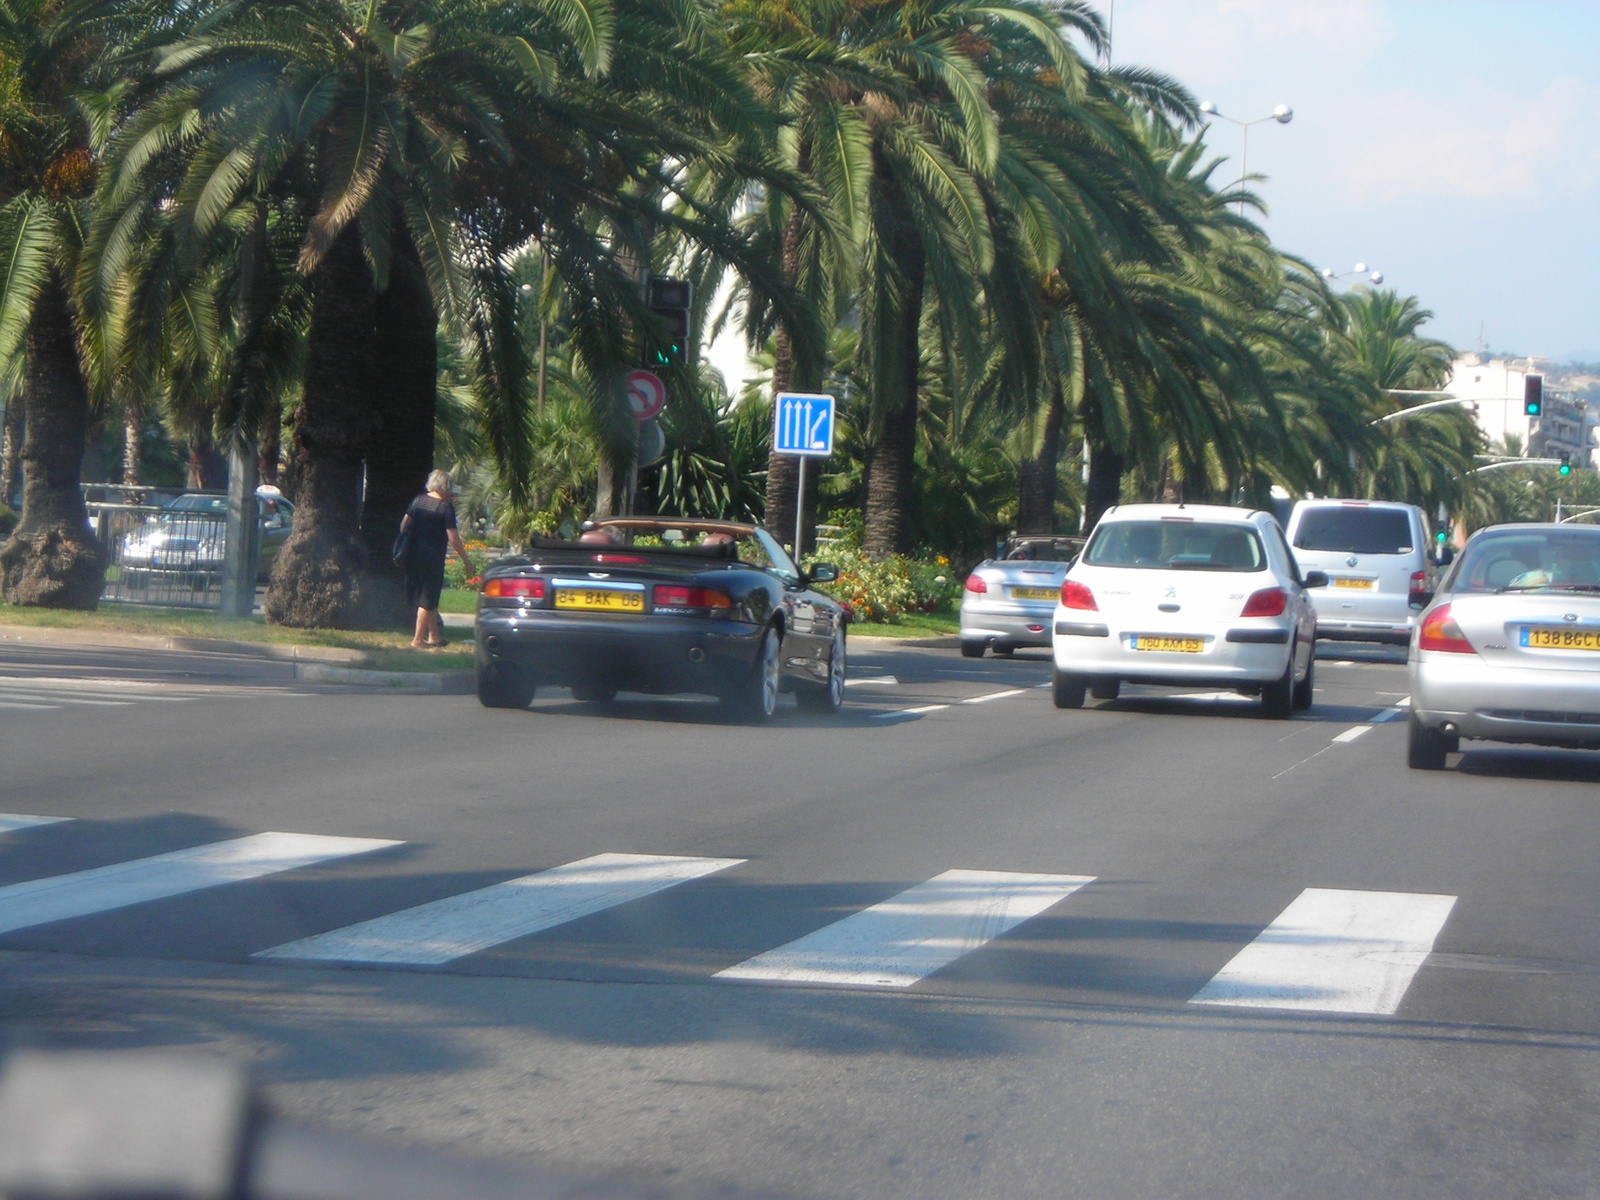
473;518;848;719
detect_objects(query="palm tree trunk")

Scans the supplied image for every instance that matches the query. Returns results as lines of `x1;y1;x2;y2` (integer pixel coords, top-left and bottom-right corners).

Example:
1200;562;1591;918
0;397;22;505
122;401;141;486
264;224;375;628
1016;373;1066;533
1082;435;1124;534
0;268;105;608
863;218;925;556
358;232;437;627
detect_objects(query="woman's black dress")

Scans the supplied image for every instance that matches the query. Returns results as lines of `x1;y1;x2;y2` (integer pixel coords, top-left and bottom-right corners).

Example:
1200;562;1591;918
403;493;456;611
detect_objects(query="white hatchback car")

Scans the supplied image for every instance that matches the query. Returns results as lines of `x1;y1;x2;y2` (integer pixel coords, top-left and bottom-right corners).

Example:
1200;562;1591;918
1052;504;1326;717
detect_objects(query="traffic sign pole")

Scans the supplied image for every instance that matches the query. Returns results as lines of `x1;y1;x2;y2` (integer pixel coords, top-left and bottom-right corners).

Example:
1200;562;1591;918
772;392;835;556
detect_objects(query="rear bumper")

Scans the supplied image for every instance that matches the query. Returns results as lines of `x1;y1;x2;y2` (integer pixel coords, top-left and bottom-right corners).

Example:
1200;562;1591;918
1053;621;1293;685
1410;652;1600;747
475;608;762;695
1315;616;1414;645
960;604;1054;648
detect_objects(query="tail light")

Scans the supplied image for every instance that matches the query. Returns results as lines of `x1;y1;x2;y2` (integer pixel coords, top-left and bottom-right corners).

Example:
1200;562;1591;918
591;553;649;565
1409;570;1428;603
964;573;987;594
654;584;732;610
1418;604;1474;653
1060;580;1097;610
1240;587;1288;618
482;577;546;600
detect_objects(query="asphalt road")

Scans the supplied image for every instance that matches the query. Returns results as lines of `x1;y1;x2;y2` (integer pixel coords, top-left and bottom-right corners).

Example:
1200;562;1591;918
1;636;1597;1198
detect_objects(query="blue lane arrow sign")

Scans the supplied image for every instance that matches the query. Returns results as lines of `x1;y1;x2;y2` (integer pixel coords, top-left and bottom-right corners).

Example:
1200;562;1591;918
773;391;834;458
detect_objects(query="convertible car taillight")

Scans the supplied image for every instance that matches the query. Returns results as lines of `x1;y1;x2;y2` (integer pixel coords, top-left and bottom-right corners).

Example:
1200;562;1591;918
1060;580;1097;610
1240;587;1287;618
1418;603;1474;653
654;585;732;610
964;573;987;594
483;577;546;600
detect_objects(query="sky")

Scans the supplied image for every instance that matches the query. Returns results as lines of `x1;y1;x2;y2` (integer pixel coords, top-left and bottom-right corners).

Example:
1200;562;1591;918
708;0;1600;390
1108;0;1600;362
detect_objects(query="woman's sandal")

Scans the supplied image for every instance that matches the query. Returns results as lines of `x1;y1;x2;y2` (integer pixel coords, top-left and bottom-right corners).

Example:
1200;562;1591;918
425;637;449;649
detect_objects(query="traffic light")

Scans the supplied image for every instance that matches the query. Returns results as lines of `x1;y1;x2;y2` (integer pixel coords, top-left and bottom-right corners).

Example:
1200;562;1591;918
1560;453;1572;476
1524;374;1543;417
646;277;691;366
1435;529;1448;544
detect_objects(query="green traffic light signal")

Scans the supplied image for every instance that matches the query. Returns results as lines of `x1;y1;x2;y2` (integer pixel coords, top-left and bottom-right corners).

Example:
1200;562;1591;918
1560;460;1572;476
1436;530;1447;543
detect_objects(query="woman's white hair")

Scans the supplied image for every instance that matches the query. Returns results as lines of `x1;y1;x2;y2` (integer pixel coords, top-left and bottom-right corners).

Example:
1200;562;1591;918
426;469;452;495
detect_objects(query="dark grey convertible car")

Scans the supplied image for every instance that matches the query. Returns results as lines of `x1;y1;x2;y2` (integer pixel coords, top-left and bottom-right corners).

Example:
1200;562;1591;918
474;518;848;720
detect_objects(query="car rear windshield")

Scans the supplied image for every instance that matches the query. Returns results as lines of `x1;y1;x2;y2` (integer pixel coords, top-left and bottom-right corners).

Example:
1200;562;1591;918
1003;539;1080;562
1292;506;1413;555
1084;520;1265;572
1449;529;1600;594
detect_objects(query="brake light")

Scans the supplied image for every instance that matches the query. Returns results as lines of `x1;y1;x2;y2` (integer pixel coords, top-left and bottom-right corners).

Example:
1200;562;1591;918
1409;570;1428;600
482;577;546;600
1240;587;1288;618
592;553;648;564
964;574;987;594
1060;580;1097;610
1418;604;1474;653
654;584;732;610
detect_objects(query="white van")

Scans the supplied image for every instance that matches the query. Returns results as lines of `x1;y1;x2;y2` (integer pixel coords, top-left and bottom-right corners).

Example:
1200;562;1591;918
1284;500;1443;645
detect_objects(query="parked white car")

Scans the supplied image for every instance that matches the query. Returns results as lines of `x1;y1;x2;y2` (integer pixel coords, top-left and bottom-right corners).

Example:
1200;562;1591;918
1284;499;1440;645
1052;504;1325;717
1408;522;1600;769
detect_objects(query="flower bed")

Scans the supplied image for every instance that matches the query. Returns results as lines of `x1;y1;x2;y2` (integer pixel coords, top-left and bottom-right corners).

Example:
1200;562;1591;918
805;546;960;624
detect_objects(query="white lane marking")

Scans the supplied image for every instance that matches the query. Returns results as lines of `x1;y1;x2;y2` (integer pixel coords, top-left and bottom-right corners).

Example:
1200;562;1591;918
716;868;1095;989
257;853;744;966
870;704;949;720
1190;887;1457;1015
0;692;134;707
1332;725;1372;743
0;814;71;834
0;701;54;710
964;689;1027;704
0;832;399;935
844;676;898;687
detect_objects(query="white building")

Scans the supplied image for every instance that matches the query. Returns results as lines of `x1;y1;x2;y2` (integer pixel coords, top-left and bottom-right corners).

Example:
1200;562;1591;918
1441;354;1594;468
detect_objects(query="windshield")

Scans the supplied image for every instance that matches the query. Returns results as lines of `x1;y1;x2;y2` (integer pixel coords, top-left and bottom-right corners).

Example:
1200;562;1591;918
1293;506;1413;554
1084;520;1265;572
1448;528;1600;593
1003;538;1081;563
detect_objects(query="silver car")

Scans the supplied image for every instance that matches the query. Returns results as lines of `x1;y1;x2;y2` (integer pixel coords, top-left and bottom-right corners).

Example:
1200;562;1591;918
1286;499;1442;645
1409;523;1600;769
960;536;1084;658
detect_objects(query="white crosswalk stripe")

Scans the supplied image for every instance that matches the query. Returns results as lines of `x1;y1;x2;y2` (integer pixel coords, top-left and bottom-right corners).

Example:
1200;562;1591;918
716;869;1095;989
0;832;399;936
256;852;745;966
1189;887;1457;1015
0;814;71;834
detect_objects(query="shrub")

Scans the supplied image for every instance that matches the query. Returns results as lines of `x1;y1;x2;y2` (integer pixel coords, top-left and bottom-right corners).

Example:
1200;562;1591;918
805;545;958;623
445;540;499;589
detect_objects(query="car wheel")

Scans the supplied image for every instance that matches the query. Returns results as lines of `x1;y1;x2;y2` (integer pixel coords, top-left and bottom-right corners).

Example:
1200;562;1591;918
1090;679;1120;701
570;685;617;703
728;625;781;722
477;663;535;710
1292;646;1315;710
797;629;846;713
1052;667;1086;709
1407;711;1451;770
960;640;986;659
1260;655;1294;719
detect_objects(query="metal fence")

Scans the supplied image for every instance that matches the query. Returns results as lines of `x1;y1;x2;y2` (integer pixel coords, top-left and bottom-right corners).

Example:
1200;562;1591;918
86;486;229;609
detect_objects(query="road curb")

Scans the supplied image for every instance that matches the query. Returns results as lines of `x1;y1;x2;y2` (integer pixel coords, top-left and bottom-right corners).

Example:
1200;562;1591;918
293;663;475;693
850;633;961;648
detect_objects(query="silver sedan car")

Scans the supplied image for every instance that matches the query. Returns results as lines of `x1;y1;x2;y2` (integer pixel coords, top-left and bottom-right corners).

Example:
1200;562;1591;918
960;536;1084;657
1409;523;1600;768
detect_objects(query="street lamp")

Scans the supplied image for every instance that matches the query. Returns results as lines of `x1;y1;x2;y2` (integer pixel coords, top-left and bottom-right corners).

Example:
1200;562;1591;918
1198;101;1293;215
1322;263;1384;286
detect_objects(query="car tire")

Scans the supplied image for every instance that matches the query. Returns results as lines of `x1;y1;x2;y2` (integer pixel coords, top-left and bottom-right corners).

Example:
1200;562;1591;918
1052;667;1086;709
960;640;986;659
1292;646;1315;710
570;685;617;703
477;663;535;710
1090;679;1120;701
728;625;782;722
797;629;846;713
1407;711;1451;770
1260;656;1294;719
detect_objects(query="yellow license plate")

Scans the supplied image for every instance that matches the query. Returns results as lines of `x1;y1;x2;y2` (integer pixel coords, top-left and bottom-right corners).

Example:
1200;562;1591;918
1011;586;1057;600
1332;577;1375;589
554;587;645;613
1132;635;1203;653
1523;627;1600;651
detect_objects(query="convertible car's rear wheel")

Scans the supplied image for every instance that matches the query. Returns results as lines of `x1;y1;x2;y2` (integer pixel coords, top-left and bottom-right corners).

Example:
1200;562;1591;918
728;625;781;722
477;663;535;710
797;629;846;713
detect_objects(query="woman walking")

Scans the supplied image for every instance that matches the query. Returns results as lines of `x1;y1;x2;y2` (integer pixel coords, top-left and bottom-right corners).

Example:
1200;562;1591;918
400;470;475;649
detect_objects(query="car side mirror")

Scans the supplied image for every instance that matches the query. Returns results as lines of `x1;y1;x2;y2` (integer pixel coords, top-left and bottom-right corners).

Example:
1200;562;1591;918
1302;570;1329;588
808;562;839;585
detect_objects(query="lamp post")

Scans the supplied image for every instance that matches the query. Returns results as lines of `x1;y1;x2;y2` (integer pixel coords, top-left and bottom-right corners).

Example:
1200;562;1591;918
1198;101;1293;215
1322;263;1384;286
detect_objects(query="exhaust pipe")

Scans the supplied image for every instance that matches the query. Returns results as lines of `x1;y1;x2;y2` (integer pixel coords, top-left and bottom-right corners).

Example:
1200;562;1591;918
484;635;502;656
1441;721;1458;735
687;646;706;663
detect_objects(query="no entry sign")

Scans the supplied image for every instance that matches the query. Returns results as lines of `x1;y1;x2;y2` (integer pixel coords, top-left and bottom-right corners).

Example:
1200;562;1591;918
625;370;667;421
